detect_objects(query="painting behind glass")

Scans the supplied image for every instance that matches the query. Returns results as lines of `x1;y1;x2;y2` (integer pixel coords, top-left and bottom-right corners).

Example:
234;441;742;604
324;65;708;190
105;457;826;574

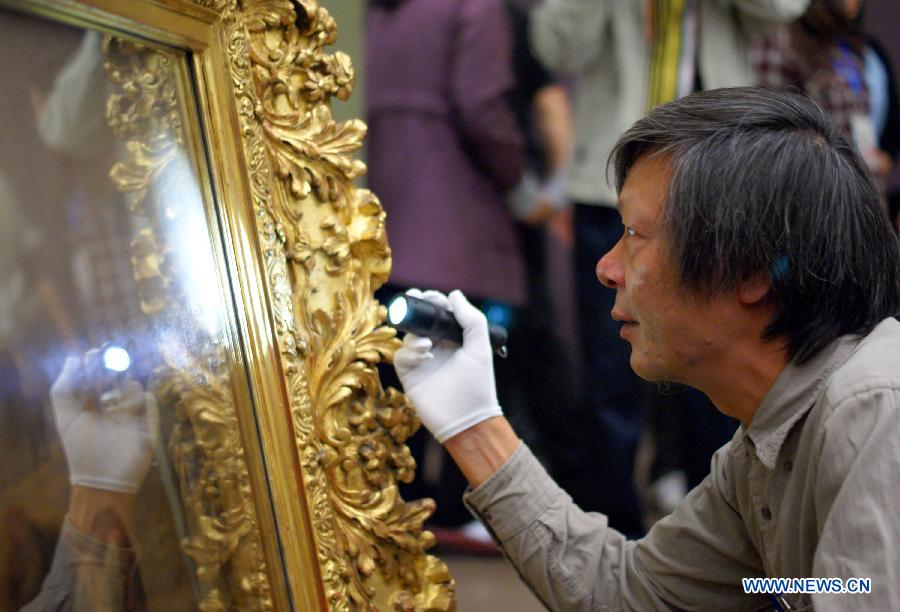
0;8;272;610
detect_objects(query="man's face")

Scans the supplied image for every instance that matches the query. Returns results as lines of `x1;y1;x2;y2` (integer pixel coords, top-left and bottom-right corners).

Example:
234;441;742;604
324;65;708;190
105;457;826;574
596;154;732;384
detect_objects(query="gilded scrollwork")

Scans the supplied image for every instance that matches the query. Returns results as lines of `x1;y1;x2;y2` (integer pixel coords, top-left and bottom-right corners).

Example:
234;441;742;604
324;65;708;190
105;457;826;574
192;0;236;13
103;35;273;611
225;0;455;609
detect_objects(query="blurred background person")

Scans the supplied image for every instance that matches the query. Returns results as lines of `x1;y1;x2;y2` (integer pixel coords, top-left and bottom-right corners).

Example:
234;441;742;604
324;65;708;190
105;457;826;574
528;0;809;536
497;0;582;536
861;0;900;232
365;0;527;544
754;0;899;202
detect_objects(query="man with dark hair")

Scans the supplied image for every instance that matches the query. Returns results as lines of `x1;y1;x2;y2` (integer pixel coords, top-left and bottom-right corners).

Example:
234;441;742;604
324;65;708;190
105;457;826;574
393;87;900;610
528;0;811;535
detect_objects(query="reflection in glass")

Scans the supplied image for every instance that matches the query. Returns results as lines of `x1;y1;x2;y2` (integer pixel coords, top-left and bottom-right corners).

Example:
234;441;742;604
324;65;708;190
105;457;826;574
0;9;267;611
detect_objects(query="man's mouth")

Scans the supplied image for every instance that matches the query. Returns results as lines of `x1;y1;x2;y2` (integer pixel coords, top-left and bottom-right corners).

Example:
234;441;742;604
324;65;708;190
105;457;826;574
611;310;636;324
611;310;638;337
619;321;637;337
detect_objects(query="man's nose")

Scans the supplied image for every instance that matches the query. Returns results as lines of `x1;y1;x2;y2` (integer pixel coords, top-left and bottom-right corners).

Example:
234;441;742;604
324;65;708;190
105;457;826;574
596;242;624;289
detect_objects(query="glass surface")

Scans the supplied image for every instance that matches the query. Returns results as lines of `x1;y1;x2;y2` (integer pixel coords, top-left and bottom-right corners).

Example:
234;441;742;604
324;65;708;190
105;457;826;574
0;9;267;611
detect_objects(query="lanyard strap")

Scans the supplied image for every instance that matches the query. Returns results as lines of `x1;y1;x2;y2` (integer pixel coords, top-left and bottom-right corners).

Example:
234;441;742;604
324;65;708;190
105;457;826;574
646;0;699;110
833;42;864;94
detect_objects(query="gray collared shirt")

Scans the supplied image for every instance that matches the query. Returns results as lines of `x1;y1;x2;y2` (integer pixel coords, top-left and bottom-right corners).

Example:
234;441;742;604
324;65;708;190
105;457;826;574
465;318;900;611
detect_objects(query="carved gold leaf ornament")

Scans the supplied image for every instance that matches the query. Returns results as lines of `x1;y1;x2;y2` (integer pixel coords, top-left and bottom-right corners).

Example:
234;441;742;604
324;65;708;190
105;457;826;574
226;0;455;608
103;35;273;611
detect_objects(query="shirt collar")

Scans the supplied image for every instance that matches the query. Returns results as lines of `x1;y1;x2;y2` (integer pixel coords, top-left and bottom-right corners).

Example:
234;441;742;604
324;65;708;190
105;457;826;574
732;332;861;469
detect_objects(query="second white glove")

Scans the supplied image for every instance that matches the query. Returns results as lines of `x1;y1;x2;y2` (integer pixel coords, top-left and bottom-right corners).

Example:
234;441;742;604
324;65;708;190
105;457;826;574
50;355;159;494
393;290;502;443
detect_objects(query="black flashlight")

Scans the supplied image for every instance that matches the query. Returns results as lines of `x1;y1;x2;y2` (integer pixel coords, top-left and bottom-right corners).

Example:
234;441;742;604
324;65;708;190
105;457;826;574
386;294;509;357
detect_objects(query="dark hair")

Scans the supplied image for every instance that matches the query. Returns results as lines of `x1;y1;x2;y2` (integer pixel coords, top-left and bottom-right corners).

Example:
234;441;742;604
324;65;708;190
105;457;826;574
610;87;899;364
791;0;865;67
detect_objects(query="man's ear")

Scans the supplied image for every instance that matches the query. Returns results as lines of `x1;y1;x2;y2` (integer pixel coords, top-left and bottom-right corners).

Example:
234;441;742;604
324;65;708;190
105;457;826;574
737;273;771;305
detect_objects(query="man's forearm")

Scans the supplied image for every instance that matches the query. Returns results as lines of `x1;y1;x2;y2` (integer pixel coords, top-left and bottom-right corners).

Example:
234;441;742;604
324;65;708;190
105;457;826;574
67;485;134;545
443;416;520;488
21;487;139;612
534;84;573;175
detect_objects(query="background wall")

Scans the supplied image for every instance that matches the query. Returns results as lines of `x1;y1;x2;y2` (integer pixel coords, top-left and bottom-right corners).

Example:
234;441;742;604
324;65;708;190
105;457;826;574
863;0;900;191
321;0;365;162
864;0;900;70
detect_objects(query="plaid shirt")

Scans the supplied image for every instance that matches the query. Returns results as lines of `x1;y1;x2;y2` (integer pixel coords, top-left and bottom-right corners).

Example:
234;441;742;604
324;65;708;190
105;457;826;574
753;27;869;138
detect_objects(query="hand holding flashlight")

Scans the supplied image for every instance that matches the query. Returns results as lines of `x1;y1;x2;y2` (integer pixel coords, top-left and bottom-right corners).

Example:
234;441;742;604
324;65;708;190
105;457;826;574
50;348;159;493
73;344;133;409
387;293;509;357
392;290;503;443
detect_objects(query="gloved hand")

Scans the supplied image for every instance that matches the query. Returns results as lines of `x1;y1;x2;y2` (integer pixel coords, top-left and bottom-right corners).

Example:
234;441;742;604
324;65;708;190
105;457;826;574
393;289;502;443
50;352;159;494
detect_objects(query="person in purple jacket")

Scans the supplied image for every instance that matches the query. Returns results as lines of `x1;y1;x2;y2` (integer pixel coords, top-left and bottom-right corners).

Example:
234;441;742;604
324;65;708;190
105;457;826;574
366;0;526;305
365;0;527;533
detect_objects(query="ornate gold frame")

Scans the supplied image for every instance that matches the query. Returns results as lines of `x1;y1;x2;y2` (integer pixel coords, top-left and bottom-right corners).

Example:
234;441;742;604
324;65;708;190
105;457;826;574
2;0;454;609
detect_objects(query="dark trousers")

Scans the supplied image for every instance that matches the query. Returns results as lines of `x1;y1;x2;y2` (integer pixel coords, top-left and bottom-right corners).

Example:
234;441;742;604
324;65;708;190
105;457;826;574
647;386;739;489
565;203;649;536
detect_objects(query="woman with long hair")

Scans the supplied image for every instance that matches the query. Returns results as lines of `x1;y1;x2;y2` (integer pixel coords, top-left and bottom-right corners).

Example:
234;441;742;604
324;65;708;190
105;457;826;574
754;0;898;184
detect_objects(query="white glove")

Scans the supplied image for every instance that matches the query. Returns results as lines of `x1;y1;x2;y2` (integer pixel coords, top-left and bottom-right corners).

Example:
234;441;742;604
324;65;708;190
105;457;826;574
50;353;159;494
393;289;502;443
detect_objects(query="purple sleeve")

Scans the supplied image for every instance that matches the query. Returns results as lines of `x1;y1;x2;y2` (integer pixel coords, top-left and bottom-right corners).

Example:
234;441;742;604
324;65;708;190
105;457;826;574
450;0;525;193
